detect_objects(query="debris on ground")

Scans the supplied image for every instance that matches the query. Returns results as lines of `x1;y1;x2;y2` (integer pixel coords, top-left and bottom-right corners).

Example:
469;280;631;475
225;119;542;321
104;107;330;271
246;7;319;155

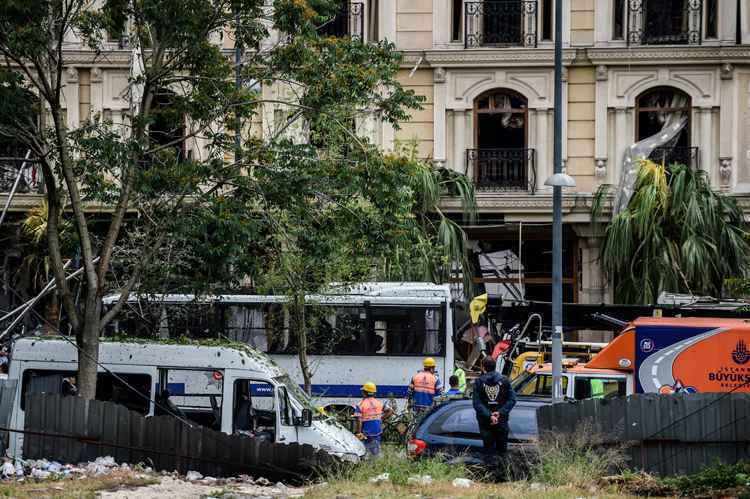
0;456;304;498
369;472;390;484
407;474;433;485
452;477;473;488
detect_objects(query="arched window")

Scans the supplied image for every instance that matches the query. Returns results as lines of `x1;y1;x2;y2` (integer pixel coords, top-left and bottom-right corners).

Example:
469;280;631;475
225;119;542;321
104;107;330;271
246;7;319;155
635;87;694;167
469;89;534;192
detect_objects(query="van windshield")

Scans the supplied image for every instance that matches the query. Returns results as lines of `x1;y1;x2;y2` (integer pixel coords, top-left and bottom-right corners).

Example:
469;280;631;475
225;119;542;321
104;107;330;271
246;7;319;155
274;375;318;413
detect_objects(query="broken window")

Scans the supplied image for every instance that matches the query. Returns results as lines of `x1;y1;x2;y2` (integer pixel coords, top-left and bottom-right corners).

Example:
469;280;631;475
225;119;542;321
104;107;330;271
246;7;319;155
635;87;692;166
613;86;692;214
471;89;533;192
464;0;537;47
148;88;186;162
629;0;702;45
317;1;364;39
157;368;223;430
233;379;276;441
21;370;151;414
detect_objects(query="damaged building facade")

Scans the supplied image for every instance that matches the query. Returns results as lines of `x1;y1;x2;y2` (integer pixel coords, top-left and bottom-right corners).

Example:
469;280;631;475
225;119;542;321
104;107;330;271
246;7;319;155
365;0;750;304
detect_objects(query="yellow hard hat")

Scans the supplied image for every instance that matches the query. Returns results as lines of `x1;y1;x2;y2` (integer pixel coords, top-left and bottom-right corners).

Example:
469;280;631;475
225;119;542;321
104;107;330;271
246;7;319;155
362;381;377;393
470;293;488;324
423;357;437;368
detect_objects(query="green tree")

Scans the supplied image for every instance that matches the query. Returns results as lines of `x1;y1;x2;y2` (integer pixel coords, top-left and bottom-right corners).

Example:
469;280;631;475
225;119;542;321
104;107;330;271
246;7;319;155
592;159;749;304
0;0;475;398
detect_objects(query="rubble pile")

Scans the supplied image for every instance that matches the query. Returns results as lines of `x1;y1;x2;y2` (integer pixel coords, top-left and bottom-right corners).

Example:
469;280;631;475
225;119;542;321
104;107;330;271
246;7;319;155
0;455;138;481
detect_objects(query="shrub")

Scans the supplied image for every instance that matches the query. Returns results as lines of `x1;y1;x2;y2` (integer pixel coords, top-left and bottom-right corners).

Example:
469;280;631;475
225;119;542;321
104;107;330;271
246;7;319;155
531;424;627;487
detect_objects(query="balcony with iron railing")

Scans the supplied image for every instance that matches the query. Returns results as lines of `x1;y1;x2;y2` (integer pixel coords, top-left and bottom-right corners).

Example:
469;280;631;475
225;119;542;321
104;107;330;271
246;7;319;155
647;146;699;168
464;1;538;48
627;0;703;45
318;2;364;40
466;148;536;193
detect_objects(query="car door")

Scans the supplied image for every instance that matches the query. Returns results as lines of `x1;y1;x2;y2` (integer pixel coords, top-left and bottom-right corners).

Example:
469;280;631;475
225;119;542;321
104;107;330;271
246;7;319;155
418;402;483;456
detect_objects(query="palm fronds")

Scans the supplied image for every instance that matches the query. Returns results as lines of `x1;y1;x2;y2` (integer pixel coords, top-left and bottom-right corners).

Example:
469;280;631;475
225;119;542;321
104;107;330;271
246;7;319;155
596;159;749;304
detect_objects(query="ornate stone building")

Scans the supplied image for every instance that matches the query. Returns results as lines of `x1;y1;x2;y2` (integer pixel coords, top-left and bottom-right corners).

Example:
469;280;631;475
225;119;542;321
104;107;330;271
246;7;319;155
367;0;750;304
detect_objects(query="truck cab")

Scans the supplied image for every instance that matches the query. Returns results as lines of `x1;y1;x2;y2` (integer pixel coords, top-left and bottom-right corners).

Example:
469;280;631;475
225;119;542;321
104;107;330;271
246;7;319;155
511;362;631;401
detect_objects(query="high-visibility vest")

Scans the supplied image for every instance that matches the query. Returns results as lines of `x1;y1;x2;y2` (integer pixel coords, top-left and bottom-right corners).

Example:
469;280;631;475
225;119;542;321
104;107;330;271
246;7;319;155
412;371;437;394
358;397;384;422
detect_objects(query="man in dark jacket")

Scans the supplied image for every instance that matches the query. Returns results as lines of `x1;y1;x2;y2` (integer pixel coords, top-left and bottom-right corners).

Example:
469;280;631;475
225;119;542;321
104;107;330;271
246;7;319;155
472;356;516;454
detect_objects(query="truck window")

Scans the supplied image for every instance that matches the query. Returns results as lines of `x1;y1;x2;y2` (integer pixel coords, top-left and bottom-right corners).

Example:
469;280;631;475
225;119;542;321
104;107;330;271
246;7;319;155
233;379;276;441
21;369;151;414
515;374;568;397
573;377;626;400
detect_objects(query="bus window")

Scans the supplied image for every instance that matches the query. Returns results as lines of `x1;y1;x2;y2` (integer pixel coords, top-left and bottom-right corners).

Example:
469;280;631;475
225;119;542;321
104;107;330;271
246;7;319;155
371;306;444;356
21;370;151;414
158;368;223;429
223;304;290;354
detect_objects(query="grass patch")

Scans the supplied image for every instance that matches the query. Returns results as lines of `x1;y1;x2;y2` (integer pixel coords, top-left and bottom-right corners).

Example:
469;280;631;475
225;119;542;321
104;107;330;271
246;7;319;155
531;424;627;487
617;461;750;497
0;470;157;498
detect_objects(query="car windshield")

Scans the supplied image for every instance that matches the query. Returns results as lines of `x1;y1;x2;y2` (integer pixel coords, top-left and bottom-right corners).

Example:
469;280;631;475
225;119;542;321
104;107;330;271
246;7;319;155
511;371;534;391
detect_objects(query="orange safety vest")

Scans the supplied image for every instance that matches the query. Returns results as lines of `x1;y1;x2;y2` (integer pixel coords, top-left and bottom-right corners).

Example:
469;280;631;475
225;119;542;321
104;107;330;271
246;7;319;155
358;397;384;422
411;371;437;394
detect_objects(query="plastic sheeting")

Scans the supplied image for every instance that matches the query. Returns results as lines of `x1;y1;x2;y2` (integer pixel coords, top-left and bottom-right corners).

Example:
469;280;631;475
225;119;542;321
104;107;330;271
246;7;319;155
613;95;688;215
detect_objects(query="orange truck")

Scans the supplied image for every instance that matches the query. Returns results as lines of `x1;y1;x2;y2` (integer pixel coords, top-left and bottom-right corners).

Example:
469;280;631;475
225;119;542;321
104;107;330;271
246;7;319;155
512;317;750;400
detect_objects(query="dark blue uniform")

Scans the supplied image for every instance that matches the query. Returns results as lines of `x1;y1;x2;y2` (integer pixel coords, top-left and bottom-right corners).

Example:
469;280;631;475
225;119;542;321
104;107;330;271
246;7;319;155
472;371;516;454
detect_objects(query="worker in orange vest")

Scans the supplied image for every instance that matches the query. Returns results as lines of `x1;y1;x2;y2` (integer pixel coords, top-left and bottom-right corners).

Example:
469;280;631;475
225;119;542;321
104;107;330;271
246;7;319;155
408;357;443;413
355;382;393;457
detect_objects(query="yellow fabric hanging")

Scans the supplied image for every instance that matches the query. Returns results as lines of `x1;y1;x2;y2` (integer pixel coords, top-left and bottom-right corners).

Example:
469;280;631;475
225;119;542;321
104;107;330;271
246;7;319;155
469;293;488;324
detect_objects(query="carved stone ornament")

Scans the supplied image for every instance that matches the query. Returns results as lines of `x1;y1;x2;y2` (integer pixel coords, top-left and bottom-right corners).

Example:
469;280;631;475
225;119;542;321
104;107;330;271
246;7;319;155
719;157;732;182
65;66;78;82
91;67;103;82
433;67;447;84
561;158;567;173
720;63;734;80
561;66;568;82
595;158;607;178
596;65;608;81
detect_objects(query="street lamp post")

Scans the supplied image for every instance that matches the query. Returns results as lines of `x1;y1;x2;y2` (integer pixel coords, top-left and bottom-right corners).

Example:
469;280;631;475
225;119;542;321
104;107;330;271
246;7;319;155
545;0;574;403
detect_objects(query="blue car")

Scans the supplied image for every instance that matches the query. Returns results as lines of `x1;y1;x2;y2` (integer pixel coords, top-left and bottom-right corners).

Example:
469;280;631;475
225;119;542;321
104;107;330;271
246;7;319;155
407;397;544;458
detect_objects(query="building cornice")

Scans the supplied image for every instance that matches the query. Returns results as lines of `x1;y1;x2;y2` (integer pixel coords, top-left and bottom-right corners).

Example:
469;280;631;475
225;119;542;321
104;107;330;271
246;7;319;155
401;49;578;68
587;45;750;66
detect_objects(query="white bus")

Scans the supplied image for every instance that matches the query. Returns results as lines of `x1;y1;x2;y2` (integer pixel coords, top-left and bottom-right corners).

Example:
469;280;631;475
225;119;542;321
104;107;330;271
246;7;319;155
102;283;454;412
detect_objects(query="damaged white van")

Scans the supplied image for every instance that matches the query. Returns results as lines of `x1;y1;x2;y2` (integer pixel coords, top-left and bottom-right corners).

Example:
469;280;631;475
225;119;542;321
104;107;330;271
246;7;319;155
6;337;365;460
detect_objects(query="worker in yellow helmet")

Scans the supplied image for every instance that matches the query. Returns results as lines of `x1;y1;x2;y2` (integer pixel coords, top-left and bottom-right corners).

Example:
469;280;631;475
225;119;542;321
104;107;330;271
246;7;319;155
355;382;393;457
408;357;443;413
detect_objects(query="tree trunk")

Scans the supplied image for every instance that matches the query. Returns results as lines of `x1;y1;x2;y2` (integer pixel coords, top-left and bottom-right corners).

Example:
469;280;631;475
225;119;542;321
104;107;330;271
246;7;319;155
76;300;101;400
293;298;312;395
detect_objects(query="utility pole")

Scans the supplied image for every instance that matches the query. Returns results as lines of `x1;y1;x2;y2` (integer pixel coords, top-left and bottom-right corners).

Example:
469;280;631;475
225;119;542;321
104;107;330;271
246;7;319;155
550;0;566;402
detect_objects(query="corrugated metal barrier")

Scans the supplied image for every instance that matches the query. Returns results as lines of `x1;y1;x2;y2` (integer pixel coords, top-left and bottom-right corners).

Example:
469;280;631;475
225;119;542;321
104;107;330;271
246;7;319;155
0;379;18;454
537;393;750;475
22;393;334;482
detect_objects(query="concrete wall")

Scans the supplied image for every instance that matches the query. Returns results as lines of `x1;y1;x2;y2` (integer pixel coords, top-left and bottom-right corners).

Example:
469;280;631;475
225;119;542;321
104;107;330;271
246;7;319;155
394;68;434;158
570;0;594;46
396;0;432;50
566;66;596;193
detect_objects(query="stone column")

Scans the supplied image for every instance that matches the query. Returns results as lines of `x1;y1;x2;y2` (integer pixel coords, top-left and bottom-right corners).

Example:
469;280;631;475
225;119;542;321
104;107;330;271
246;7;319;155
614;107;628;173
718;63;735;190
90;67;103;119
433;67;447;168
453;109;466;176
699;107;713;178
535;108;550;192
573;225;611;305
595;66;609;182
64;67;80;129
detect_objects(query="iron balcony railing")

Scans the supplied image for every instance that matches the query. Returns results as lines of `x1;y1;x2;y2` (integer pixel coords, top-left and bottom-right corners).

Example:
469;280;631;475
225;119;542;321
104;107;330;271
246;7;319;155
627;0;702;45
0;157;43;194
466;148;536;193
648;146;699;168
318;2;364;40
465;1;538;48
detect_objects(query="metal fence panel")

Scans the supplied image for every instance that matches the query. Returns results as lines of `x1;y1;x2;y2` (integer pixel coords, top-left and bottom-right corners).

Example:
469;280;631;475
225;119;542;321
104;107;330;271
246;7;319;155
538;393;750;475
22;393;333;482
